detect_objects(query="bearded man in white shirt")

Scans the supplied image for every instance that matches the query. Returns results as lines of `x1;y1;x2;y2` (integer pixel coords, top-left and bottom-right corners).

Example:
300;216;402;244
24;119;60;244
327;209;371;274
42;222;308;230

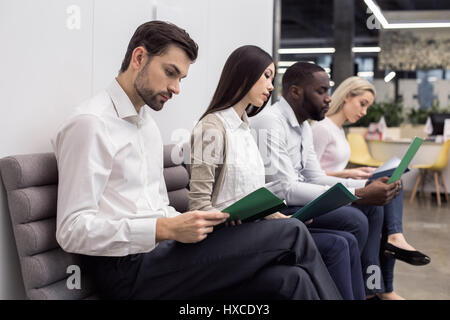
251;62;402;298
53;22;342;300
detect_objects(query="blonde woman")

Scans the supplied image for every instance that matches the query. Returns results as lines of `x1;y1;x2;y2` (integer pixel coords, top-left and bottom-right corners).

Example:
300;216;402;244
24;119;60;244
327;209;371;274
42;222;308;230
311;76;430;300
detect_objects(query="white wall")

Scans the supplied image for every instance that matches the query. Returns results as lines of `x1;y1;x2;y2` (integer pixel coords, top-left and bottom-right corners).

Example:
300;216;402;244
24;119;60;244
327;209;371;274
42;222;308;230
0;0;94;157
0;0;273;299
151;0;274;145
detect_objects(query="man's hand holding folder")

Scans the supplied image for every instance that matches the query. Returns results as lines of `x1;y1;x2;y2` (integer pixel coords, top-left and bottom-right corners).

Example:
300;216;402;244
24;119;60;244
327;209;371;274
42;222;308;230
157;211;230;243
354;177;401;206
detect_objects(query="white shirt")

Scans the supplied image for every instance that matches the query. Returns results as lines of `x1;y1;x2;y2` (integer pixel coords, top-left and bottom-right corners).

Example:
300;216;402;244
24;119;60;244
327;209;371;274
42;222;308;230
311;117;351;172
52;80;178;257
213;108;265;210
251;97;366;206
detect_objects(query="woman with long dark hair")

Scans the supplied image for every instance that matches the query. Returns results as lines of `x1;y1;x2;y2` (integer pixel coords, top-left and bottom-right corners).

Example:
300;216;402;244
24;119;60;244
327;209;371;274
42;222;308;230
188;45;366;300
190;45;276;212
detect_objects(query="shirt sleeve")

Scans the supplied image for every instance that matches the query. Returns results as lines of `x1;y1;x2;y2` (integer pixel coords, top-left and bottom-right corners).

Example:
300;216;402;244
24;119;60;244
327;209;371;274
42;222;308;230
188;116;225;211
253;114;329;206
254;115;367;206
159;169;179;218
300;123;367;191
54;114;158;256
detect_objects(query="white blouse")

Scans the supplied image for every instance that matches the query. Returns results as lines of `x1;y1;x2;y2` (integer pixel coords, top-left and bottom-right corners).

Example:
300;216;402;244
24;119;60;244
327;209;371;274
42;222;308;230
311;117;351;172
213;108;266;210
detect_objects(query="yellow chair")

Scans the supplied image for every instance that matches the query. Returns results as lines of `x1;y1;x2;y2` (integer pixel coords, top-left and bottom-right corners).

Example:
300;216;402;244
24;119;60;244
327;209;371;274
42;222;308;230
347;133;384;167
410;140;450;206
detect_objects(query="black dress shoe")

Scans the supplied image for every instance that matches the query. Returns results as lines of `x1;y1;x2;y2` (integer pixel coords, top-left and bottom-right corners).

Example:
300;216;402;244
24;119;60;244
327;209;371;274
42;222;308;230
383;242;431;266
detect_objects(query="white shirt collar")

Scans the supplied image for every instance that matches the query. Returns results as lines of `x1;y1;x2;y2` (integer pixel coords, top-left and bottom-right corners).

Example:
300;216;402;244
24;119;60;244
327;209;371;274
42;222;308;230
217;107;250;130
277;97;302;128
106;79;144;122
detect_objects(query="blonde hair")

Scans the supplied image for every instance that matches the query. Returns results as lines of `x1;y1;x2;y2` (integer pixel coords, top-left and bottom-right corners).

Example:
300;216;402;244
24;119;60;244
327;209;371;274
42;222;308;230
326;76;376;117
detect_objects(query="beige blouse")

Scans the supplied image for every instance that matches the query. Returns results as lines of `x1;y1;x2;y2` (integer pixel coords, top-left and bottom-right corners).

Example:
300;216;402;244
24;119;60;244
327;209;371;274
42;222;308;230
188;113;228;211
189;110;285;223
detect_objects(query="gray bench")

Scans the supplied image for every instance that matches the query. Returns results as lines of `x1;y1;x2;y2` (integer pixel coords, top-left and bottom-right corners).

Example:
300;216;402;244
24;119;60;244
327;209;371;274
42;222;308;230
0;144;189;300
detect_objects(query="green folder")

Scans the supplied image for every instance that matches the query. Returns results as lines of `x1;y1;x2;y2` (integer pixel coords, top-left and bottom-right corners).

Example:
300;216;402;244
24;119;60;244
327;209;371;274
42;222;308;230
222;187;287;222
387;137;424;184
291;183;358;222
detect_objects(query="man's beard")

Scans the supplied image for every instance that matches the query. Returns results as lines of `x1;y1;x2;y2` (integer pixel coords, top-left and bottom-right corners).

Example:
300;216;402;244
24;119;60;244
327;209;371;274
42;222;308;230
134;66;170;111
313;106;328;121
135;84;163;111
304;94;327;121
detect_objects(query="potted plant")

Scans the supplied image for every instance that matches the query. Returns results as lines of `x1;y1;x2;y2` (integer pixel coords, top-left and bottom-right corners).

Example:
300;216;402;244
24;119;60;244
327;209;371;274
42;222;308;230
407;100;450;125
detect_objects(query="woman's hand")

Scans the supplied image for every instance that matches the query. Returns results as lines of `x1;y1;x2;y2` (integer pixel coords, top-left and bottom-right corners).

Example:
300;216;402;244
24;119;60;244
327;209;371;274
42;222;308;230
344;167;375;179
360;167;376;174
264;212;290;219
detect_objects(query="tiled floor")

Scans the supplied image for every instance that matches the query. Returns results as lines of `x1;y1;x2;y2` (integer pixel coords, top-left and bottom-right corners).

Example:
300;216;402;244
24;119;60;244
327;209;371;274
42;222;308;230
393;193;450;300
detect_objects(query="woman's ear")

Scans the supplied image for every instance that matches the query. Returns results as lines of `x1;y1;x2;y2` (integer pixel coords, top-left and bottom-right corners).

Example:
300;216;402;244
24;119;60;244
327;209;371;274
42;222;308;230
344;93;352;104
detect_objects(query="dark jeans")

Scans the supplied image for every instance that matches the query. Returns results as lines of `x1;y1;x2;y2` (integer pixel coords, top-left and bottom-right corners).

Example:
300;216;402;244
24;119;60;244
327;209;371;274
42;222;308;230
309;228;365;300
83;219;342;300
379;189;404;293
282;204;385;295
383;189;403;235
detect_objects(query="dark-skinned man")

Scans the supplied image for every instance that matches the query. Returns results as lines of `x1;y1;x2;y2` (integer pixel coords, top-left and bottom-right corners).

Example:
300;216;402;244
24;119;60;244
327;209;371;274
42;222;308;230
252;62;401;298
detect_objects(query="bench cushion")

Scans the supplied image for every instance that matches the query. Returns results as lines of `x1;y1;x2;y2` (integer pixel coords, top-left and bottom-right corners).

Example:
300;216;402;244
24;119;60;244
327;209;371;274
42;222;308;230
0;144;189;299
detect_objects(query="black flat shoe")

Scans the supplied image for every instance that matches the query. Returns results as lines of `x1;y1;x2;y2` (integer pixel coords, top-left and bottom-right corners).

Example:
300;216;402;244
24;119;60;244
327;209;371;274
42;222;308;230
383;242;431;266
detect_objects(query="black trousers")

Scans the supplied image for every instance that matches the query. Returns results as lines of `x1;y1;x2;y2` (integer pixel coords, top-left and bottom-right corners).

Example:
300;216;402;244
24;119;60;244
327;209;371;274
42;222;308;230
84;219;342;300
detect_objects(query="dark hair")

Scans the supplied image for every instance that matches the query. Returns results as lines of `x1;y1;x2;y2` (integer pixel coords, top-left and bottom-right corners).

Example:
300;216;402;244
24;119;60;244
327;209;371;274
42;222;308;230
282;62;325;95
199;45;274;120
120;20;198;73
